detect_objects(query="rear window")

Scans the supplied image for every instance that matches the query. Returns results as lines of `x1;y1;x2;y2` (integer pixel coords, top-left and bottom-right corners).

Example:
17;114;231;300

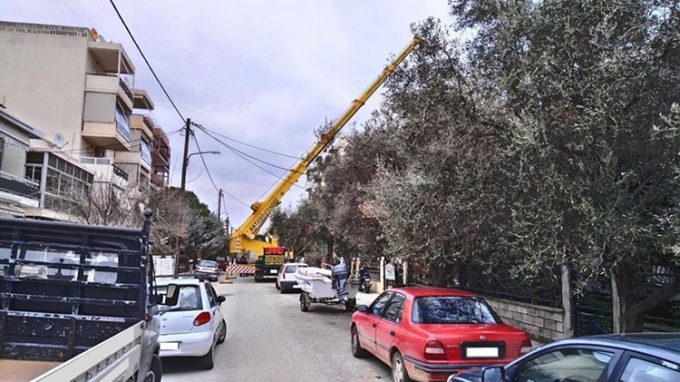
157;285;203;312
285;265;305;273
199;260;217;268
412;296;499;324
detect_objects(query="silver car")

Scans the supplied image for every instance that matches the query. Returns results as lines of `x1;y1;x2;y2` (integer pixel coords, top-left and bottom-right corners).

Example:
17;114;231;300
156;277;227;370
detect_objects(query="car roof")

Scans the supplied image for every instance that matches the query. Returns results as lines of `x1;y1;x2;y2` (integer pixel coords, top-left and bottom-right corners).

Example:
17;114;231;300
283;263;307;266
390;286;479;298
539;334;680;364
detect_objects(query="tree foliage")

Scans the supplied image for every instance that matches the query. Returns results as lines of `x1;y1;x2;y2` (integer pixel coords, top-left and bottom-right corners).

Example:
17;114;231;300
273;0;680;331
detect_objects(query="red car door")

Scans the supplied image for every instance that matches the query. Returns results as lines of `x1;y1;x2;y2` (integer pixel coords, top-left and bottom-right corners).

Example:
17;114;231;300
374;292;406;363
356;292;393;355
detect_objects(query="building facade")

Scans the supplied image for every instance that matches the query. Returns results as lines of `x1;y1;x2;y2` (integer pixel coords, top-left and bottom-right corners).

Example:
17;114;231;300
0;21;170;219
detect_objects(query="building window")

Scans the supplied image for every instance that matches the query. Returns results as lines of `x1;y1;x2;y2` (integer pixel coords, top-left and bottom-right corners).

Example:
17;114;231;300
141;138;152;165
0;136;4;170
114;104;132;142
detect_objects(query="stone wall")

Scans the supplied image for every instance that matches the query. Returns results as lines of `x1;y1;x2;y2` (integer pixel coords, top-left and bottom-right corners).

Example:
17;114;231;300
484;296;566;342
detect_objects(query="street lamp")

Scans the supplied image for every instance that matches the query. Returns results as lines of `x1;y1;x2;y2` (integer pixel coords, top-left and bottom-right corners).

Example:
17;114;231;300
181;150;221;190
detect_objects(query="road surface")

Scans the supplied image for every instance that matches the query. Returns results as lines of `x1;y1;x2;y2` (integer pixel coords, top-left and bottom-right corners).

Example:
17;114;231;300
162;277;392;382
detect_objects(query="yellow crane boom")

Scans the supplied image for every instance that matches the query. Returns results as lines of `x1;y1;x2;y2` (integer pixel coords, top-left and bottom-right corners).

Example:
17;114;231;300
230;36;421;258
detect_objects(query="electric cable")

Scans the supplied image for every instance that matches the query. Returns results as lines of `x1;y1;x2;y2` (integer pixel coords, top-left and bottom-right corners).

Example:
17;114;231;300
191;132;249;208
192;124;306;191
109;0;186;123
197;125;299;159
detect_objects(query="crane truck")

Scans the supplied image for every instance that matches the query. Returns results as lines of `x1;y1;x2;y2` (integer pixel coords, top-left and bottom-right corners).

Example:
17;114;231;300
229;37;421;278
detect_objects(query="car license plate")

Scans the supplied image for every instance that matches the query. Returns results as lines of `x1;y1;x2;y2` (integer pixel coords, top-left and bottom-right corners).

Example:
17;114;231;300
465;347;499;358
160;342;179;351
270;269;277;274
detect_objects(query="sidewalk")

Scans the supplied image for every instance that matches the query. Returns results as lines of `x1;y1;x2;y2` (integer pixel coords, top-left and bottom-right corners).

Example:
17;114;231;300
355;291;380;307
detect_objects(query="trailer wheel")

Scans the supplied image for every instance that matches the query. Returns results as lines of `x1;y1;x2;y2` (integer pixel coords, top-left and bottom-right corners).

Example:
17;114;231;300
300;293;310;312
144;355;162;382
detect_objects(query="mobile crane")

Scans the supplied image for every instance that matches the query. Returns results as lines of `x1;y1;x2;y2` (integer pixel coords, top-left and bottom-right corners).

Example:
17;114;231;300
229;37;422;278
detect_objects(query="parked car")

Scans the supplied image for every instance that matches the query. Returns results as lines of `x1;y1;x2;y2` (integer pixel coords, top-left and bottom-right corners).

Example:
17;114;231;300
350;287;532;382
195;259;220;281
156;277;227;369
276;262;307;293
449;333;680;382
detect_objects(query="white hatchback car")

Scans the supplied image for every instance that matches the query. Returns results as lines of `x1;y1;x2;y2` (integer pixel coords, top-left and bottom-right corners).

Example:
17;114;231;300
156;277;227;369
275;262;307;293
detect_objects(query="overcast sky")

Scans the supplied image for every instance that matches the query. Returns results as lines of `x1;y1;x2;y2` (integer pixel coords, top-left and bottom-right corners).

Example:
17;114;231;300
1;0;451;229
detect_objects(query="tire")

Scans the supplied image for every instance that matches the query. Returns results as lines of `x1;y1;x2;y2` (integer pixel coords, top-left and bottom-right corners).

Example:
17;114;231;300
300;293;310;312
351;326;368;358
345;298;356;312
199;342;215;370
144;355;162;382
275;280;280;290
391;352;412;382
279;286;286;294
217;320;227;344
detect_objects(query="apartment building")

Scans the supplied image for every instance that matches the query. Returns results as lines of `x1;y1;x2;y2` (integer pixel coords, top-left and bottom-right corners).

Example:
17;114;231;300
0;21;169;214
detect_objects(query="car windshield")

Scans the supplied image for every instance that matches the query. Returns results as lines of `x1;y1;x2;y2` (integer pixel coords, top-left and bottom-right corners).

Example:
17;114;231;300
199;260;217;268
157;285;202;312
412;296;499;324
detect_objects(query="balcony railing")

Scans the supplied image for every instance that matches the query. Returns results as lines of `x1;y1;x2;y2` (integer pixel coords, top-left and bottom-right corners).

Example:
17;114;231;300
119;78;134;102
0;170;40;199
80;157;112;165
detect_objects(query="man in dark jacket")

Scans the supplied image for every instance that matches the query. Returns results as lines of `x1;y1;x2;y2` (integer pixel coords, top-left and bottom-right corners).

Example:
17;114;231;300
331;259;350;302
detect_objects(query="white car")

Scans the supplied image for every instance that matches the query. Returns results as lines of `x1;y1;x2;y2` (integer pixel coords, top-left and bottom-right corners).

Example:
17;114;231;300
275;262;307;293
194;259;220;282
156;277;227;369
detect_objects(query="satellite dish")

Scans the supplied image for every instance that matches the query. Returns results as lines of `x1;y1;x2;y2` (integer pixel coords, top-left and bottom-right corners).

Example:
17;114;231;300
53;133;67;148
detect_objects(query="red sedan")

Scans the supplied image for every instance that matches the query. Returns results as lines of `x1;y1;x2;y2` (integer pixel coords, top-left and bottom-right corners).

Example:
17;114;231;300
350;287;532;382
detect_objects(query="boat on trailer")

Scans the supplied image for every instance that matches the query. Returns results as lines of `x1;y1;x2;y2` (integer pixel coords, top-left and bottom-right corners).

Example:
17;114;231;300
294;265;359;312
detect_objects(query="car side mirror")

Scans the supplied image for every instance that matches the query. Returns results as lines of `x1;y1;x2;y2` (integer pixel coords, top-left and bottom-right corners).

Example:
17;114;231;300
481;366;506;382
356;304;369;313
162;283;179;306
217;295;226;304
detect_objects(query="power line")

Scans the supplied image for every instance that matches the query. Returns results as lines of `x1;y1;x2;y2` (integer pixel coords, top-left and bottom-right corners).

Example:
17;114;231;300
197;125;299;159
109;0;186;123
191;132;249;208
192;124;306;191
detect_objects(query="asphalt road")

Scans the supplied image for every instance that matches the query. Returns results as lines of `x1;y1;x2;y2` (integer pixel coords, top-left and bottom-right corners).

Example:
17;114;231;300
162;277;392;382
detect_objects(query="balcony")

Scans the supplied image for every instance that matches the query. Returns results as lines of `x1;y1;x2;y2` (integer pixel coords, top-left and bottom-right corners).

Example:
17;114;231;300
150;173;167;188
130;114;155;141
114;150;151;171
85;74;133;110
82;122;131;151
80;157;129;186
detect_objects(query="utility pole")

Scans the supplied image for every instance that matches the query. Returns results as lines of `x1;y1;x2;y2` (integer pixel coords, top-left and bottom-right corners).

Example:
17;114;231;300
217;189;223;220
180;118;192;190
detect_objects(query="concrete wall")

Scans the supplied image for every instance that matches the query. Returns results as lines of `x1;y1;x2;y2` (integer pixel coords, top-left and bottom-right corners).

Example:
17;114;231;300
484;296;566;342
0;22;90;153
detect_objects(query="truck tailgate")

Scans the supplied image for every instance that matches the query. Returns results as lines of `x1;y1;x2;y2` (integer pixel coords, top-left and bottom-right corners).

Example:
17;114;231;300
0;360;62;382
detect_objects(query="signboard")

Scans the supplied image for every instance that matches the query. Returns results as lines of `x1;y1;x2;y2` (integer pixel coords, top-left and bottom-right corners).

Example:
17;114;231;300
264;255;284;265
385;263;395;281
